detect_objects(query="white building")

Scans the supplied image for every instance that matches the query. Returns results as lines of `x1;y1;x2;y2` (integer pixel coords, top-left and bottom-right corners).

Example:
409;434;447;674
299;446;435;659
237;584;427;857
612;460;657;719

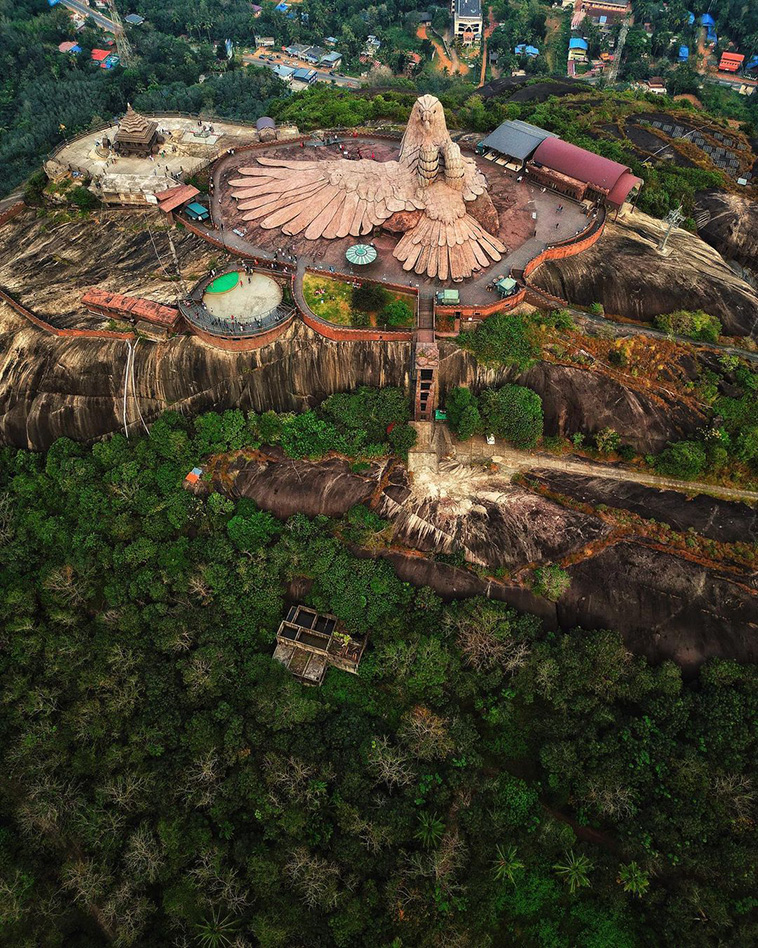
453;0;482;45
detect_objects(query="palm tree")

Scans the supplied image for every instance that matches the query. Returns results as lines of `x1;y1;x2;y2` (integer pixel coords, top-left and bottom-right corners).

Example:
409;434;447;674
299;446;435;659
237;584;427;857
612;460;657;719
194;906;239;948
617;861;650;898
415;811;445;849
553;850;593;894
492;844;524;883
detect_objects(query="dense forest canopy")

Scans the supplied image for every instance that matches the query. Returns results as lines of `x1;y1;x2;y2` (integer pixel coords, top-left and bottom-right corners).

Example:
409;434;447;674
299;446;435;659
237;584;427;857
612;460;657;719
2;0;757;215
0;401;757;946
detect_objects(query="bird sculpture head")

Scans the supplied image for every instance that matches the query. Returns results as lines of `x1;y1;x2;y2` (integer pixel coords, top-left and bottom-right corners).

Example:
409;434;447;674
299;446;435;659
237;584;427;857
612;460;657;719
415;94;445;132
398;95;452;179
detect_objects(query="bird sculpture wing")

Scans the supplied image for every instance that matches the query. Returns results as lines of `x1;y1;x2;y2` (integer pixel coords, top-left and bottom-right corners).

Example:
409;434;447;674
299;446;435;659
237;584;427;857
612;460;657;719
228;156;419;239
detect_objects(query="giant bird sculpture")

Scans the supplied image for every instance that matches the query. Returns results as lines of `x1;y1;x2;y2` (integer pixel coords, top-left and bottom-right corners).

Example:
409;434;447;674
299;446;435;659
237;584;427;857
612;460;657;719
228;95;506;282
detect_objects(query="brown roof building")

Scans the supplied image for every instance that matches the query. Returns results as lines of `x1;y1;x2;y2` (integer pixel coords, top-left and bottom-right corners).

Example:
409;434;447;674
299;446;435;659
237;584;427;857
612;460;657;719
115;105;160;157
530;137;642;209
81;287;182;331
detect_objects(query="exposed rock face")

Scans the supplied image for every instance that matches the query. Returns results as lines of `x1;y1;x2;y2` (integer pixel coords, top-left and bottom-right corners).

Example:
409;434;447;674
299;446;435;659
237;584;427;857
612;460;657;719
0;212;216;329
381;551;557;625
532;210;758;338
382;209;424;233
216;448;758;669
227;450;380;518
0;318;414;450
0;309;708;453
376;462;609;568
560;541;758;672
695;189;758;276
521;363;705;454
527;470;758;544
437;345;705;454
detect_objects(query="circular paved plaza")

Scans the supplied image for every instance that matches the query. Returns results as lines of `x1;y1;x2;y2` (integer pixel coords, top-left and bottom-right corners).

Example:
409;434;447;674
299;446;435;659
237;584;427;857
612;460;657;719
201;271;283;327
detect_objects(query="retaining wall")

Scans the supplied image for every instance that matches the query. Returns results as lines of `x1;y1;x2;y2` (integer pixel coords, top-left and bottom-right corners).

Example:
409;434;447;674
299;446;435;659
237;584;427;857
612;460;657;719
435;285;528;325
0;287;136;341
298;267;416;342
190;310;297;350
0;202;25;228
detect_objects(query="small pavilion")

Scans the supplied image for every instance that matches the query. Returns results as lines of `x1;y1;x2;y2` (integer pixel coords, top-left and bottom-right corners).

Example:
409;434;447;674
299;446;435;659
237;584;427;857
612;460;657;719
115;105;160;157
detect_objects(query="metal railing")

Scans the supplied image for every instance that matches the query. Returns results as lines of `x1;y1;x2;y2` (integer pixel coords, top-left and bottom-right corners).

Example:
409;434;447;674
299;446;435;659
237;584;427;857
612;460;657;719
179;264;296;339
179;297;295;338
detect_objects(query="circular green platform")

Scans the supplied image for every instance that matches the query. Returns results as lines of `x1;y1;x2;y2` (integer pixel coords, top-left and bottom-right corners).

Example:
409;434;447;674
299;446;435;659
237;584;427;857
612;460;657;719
206;271;240;294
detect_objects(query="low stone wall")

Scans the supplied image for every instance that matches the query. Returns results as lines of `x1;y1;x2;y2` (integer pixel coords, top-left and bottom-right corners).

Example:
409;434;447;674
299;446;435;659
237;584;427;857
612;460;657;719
518;214;607;308
298;267;417;342
0;287;136;341
522;217;606;280
190;310;297;350
298;308;414;342
0;202;24;228
435;286;528;331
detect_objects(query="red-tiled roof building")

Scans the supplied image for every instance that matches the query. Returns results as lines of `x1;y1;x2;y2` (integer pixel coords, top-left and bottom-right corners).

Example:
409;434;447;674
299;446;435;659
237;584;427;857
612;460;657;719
530;137;642;208
719;52;745;73
81;288;182;330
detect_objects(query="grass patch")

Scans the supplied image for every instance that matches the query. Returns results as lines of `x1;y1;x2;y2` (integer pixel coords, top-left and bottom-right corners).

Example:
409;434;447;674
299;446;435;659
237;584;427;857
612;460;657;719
302;273;416;329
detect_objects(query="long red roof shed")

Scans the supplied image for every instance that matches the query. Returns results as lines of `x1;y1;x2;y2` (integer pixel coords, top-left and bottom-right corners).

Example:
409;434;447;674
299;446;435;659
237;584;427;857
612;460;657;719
531;137;642;206
719;52;744;73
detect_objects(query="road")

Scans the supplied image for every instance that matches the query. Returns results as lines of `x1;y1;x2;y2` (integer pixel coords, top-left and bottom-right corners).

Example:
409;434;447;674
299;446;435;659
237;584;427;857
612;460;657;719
604;16;630;83
243;51;360;89
55;0;120;33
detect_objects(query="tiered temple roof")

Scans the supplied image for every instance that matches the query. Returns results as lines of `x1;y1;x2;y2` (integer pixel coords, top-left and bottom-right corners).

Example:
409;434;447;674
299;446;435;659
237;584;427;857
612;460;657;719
115;104;158;146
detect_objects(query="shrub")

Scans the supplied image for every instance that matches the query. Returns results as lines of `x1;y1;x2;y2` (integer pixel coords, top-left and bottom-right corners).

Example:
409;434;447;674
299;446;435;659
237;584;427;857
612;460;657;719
23;170;47;206
594;427;621;454
446;387;481;440
458;313;541;369
352;282;389;312
69;185;99;211
480;386;543;447
654;310;722;343
380;300;414;328
532;565;571;602
654;440;707;480
350;309;370;328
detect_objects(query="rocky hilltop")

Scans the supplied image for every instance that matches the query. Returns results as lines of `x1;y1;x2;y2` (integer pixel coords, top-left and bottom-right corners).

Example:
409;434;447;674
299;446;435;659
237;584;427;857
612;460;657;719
533;209;758;337
214;448;758;671
695;189;758;279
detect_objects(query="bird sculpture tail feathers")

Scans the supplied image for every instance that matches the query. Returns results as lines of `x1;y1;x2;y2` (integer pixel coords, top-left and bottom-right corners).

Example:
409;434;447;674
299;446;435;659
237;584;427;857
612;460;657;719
394;213;505;282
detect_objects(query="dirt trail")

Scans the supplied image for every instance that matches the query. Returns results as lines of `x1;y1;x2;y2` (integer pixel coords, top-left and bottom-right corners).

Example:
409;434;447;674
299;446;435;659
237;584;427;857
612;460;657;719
478;8;497;87
417;24;468;76
411;425;758;505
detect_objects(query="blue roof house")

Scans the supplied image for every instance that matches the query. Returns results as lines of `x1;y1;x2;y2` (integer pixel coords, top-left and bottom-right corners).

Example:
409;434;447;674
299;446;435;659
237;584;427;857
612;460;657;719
569;37;589;51
679;45;689;61
515;43;540;57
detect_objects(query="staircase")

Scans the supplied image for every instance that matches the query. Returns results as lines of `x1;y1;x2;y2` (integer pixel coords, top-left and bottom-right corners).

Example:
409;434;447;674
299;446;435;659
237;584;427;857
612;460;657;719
413;293;438;421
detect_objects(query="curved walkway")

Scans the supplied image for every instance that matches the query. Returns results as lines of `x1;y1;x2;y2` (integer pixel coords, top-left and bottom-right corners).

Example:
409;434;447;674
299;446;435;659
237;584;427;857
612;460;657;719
205;135;600;311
